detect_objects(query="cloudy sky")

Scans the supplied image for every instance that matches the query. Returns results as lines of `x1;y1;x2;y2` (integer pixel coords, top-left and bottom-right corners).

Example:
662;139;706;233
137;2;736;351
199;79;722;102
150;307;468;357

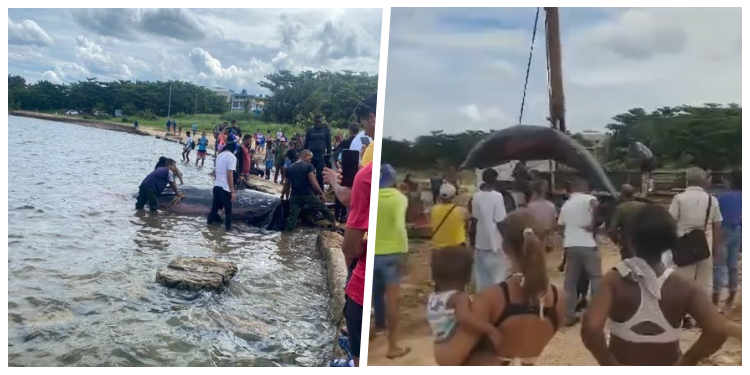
8;8;382;94
384;7;742;140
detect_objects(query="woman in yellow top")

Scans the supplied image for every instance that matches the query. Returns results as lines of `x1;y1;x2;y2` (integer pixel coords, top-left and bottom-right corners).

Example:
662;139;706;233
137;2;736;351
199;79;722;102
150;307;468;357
431;183;471;249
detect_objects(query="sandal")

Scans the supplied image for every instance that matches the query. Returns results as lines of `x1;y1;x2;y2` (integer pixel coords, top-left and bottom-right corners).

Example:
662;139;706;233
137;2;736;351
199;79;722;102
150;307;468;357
386;346;411;360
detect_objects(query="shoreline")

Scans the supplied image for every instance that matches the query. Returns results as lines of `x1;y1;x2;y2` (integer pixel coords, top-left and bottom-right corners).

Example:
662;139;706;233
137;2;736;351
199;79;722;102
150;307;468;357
10;112;345;366
11;111;151;136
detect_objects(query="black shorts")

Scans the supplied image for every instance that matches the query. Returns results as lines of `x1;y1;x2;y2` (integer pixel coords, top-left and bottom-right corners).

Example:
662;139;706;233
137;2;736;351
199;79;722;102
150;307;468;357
343;295;363;358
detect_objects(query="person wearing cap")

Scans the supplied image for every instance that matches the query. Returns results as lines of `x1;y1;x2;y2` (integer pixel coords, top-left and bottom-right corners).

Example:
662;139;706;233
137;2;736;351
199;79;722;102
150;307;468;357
431;183;470;250
471;168;510;291
282;150;336;231
371;164;411;359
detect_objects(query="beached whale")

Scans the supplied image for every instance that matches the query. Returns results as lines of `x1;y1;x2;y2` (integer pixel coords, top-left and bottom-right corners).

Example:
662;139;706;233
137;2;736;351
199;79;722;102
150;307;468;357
134;186;285;230
136;186;338;231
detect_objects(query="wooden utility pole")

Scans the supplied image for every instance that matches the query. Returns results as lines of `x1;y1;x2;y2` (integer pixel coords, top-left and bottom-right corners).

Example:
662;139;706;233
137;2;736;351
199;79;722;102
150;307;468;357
545;7;566;134
544;7;565;192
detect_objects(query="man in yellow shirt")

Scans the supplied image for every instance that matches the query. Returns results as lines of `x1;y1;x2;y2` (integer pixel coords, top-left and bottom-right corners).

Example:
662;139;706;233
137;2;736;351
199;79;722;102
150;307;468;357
430;183;470;249
372;164;411;359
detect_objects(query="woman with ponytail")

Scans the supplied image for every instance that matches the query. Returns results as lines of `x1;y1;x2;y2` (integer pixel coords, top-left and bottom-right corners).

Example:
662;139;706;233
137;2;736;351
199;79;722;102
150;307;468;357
473;208;567;365
429;209;566;366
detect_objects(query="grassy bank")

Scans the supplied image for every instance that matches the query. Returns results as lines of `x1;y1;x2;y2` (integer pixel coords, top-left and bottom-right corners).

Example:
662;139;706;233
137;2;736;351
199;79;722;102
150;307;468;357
40;110;307;137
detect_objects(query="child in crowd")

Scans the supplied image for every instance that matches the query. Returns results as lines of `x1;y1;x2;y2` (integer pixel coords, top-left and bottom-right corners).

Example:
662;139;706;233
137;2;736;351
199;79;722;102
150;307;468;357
182;131;194;163
427;246;503;366
264;142;275;180
258;132;266;154
196;132;209;167
192;123;198;135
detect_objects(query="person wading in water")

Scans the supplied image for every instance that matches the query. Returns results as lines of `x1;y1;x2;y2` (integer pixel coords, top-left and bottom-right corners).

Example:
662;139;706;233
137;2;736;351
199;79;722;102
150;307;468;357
136;158;183;212
281;150;336;231
581;204;727;366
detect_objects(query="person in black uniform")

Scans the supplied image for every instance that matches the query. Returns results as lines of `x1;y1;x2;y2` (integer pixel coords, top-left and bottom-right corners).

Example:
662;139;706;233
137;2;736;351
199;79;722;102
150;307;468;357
303;115;332;191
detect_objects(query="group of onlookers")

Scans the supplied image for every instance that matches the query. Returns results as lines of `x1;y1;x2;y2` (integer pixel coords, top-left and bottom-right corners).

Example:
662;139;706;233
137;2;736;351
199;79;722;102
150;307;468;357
371;163;739;366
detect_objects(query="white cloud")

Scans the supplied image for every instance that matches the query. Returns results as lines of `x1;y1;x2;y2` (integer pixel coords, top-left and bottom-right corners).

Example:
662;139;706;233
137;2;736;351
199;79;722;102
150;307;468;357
8;17;54;46
383;7;741;140
41;70;63;84
460;104;509;123
8;46;43;61
74;36;132;79
188;47;273;90
8;8;381;92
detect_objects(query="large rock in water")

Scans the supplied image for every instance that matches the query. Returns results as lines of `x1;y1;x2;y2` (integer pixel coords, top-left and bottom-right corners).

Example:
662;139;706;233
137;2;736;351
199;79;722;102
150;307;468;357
156;258;238;291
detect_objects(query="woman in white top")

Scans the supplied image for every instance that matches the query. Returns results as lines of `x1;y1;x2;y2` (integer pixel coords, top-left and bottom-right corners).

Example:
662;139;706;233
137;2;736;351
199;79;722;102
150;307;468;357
581;204;727;365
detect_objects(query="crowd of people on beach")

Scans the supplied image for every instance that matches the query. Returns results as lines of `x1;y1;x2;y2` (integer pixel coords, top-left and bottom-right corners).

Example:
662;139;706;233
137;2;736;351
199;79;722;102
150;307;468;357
132;96;378;367
370;163;740;366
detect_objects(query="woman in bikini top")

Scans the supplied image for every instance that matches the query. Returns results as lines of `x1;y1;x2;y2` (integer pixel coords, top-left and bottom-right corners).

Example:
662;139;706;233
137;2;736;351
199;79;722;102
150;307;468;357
468;209;566;366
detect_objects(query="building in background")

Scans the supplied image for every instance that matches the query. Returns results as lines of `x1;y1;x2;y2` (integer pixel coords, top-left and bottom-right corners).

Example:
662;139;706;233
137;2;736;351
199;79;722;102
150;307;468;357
211;87;233;103
210;87;265;114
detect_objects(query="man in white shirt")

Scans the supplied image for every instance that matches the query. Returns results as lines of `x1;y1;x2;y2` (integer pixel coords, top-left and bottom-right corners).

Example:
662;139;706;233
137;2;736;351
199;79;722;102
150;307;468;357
208;142;238;231
348;130;372;162
470;169;509;291
558;177;600;326
667;167;723;304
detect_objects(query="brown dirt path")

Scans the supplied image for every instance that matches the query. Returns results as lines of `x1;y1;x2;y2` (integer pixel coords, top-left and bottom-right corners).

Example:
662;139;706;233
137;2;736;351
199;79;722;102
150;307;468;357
366;237;742;366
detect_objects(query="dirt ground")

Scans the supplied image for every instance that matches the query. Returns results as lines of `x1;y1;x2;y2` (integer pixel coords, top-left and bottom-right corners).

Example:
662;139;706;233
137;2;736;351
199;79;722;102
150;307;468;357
367;235;743;366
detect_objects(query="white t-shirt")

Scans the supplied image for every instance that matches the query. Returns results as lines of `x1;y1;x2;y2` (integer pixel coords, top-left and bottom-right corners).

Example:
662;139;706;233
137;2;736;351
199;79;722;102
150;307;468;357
349;131;373;161
214;151;237;192
558;193;597;248
471;190;507;251
184;136;193;151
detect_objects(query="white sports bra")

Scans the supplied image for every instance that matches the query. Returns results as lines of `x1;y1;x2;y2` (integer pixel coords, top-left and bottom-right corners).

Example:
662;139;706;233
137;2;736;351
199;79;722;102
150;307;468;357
607;259;680;344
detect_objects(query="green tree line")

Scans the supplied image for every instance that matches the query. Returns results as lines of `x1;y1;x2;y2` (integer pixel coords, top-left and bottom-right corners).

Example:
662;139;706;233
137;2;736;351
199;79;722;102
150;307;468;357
382;104;741;171
260;70;378;129
8;75;229;118
8;70;377;129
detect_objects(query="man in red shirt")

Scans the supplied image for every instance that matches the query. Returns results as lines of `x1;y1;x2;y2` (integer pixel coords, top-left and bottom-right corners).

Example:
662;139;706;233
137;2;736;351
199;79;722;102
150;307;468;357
321;93;377;367
342;161;371;367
